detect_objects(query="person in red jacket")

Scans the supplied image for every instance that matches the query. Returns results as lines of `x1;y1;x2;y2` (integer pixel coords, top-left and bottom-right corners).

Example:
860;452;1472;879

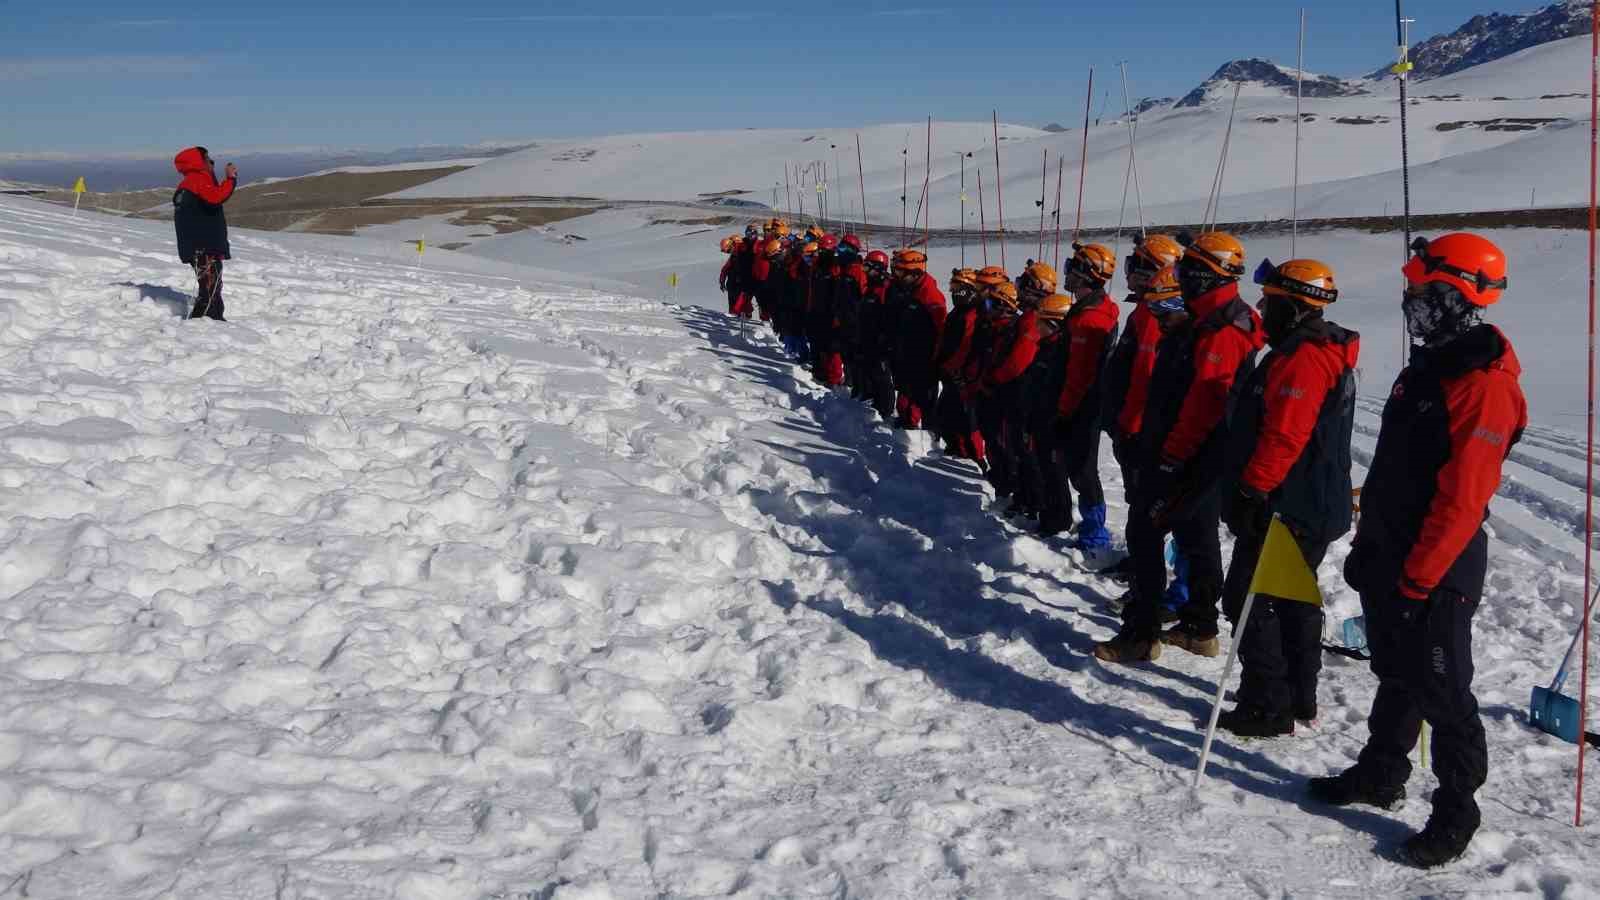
971;278;1042;515
172;146;238;321
964;268;1017;497
1096;232;1263;663
1216;258;1359;738
855;249;896;419
934;268;988;463
807;235;842;381
1049;243;1121;546
885;248;948;429
1309;234;1526;869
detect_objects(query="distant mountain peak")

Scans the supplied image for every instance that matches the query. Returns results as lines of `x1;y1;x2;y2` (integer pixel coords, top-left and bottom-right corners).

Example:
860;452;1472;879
1372;0;1594;80
1175;58;1368;109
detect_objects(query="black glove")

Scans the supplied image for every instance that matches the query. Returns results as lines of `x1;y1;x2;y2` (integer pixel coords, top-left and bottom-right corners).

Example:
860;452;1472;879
1145;457;1183;525
1391;587;1432;642
1223;486;1270;539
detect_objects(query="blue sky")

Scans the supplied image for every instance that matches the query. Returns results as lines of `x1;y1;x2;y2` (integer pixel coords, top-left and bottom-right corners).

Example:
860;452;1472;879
4;0;1506;154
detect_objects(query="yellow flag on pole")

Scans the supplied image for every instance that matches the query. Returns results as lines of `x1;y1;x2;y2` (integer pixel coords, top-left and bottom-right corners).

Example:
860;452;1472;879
668;272;679;288
72;177;87;194
1246;517;1323;606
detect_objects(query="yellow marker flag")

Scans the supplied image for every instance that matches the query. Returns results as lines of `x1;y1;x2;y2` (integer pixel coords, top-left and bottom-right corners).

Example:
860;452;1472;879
415;240;425;254
72;177;87;194
668;273;679;288
1246;517;1323;606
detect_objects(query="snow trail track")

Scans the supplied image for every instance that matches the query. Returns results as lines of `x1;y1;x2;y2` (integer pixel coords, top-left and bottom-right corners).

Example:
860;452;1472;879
0;198;1595;898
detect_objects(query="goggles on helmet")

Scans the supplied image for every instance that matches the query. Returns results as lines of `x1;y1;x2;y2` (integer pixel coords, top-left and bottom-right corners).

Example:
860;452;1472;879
1407;236;1507;295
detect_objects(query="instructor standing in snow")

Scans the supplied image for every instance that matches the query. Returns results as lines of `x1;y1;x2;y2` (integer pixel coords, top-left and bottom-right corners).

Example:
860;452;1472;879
173;147;237;321
1310;234;1526;868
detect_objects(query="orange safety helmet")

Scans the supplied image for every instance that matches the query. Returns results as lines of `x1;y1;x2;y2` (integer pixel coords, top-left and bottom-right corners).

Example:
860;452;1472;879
987;280;1019;310
719;236;735;254
1021;260;1059;295
892;248;928;273
763;238;784;258
1036;293;1075;321
1068;242;1117;284
950;268;981;290
1402;233;1507;306
975;265;1010;287
1180;231;1247;279
1127;233;1184;273
1259;258;1338;307
1141;264;1183;303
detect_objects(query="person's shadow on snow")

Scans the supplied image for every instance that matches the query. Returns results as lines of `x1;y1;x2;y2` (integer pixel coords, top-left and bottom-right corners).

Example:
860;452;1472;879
671;304;1383;815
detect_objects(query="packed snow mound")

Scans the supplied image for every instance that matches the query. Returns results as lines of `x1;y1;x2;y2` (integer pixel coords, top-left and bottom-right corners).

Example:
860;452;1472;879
1;197;1596;895
1175;58;1369;109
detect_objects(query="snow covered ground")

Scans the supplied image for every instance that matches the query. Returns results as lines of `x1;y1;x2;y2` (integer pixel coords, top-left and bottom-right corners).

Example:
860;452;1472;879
1;196;1596;897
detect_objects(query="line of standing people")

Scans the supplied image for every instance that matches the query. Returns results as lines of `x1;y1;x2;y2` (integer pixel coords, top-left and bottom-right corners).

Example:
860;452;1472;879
719;221;1525;868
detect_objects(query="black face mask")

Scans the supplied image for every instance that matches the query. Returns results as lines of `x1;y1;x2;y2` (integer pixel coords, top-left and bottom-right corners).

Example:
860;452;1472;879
1178;263;1222;302
1403;281;1481;346
1260;294;1316;346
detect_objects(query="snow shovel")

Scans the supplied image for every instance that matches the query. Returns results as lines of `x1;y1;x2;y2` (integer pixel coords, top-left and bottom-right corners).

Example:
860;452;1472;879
1529;586;1600;744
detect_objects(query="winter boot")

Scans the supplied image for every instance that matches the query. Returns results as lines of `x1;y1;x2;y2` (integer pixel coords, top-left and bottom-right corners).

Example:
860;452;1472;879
1096;555;1136;582
1218;704;1294;738
1066;503;1112;551
1093;626;1162;664
1397;805;1478;868
1306;766;1406;810
1159;620;1220;658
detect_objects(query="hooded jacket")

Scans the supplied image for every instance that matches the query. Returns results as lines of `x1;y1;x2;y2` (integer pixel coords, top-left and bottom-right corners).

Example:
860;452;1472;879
172;147;236;264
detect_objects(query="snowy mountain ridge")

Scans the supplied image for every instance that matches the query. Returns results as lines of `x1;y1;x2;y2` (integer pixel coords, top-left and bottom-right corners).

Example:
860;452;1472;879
1372;0;1595;80
1175;58;1369;109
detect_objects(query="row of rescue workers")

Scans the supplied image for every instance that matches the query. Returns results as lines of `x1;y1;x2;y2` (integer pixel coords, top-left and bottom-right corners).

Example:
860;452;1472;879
716;218;1529;868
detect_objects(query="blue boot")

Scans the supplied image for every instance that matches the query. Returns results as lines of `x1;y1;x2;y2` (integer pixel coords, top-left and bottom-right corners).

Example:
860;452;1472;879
1067;503;1112;550
1160;540;1190;612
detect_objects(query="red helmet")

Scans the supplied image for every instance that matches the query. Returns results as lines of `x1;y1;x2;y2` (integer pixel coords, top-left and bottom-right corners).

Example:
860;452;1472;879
1402;233;1507;306
840;234;863;253
865;249;890;269
818;234;839;252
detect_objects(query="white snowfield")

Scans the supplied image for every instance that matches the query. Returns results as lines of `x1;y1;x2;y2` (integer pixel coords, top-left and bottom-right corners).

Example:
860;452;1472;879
0;197;1595;897
393;35;1594;229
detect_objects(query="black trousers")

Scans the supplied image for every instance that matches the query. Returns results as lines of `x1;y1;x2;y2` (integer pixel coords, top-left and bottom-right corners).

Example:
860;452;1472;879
190;251;225;320
1355;587;1487;826
1223;527;1329;717
978;396;1015;499
1123;486;1224;639
1025;423;1105;535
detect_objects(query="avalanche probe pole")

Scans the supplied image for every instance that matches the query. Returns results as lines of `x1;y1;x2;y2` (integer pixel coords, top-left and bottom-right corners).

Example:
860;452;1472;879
958;152;968;267
977;163;990;266
1053;155;1065;271
1118;61;1147;239
1393;1;1417;363
1292;9;1307;255
1075;67;1094;241
857;133;868;243
993;111;1007;271
1038;149;1049;263
924;116;933;250
1578;0;1598;830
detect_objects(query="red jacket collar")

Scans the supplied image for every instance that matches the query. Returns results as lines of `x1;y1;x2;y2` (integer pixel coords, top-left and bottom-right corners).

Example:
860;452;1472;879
1186;281;1240;319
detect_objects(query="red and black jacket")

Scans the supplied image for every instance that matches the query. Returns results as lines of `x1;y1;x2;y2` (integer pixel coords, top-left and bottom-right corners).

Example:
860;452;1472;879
1139;282;1264;478
936;304;982;379
1348;324;1527;601
856;277;892;360
172;147;235;264
1021;319;1068;432
1106;299;1162;440
807;253;840;344
833;261;869;349
1055;290;1121;425
1223;318;1360;544
887;273;949;382
979;309;1041;413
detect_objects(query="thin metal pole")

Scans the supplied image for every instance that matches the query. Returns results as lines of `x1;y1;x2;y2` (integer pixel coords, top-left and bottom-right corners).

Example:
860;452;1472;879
902;145;909;247
1118;61;1146;238
1293;9;1306;255
857;134;868;242
1038;149;1049;262
785;164;793;216
977;163;989;266
993;111;1007;271
1053;155;1065;272
959;152;967;267
1577;0;1598;830
1075;67;1094;240
924;116;933;249
1204;82;1242;230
